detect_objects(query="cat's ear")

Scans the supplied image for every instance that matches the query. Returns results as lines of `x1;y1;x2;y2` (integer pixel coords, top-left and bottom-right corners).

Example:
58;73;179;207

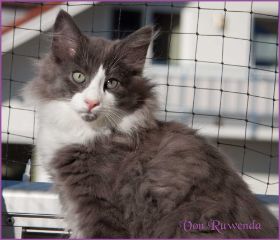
119;26;154;72
52;10;82;61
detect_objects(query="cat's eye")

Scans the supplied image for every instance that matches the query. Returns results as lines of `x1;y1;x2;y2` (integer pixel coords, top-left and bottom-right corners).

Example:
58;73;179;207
105;78;119;90
72;72;86;83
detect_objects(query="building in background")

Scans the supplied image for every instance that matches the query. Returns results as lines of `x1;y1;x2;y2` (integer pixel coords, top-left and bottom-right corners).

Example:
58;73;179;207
2;2;278;195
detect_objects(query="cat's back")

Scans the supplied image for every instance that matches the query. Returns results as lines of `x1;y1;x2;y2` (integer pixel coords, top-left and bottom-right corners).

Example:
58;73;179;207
138;120;219;169
117;121;278;238
141;120;202;152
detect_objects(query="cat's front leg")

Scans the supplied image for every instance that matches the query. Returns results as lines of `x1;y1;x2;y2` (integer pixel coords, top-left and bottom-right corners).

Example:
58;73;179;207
51;144;129;238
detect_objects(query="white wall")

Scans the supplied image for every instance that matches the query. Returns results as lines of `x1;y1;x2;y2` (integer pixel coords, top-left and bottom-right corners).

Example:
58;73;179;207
180;1;278;67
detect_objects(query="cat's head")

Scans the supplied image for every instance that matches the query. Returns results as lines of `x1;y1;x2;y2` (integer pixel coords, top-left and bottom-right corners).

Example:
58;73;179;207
24;10;157;132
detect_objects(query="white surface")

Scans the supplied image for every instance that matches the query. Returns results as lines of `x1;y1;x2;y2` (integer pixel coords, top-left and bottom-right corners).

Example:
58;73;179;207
2;4;93;53
2;181;61;216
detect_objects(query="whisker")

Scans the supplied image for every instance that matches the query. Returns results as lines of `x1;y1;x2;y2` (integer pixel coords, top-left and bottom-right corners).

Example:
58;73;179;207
105;113;119;128
104;114;112;127
98;110;122;127
104;112;123;124
102;108;126;119
104;107;127;115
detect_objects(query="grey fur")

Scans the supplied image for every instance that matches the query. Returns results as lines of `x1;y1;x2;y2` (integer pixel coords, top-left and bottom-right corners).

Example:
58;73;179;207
52;122;278;238
28;10;278;238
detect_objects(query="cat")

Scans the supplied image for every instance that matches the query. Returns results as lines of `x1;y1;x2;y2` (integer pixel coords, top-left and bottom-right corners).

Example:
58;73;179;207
23;10;278;238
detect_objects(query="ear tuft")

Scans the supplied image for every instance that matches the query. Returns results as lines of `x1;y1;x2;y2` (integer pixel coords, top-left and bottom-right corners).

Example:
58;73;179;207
124;26;154;47
52;10;83;61
118;26;154;72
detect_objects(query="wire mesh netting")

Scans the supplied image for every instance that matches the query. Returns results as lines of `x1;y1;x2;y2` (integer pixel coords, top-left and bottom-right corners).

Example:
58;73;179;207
2;1;279;199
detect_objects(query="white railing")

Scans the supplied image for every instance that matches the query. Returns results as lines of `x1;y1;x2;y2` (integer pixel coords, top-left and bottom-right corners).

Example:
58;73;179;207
2;180;66;238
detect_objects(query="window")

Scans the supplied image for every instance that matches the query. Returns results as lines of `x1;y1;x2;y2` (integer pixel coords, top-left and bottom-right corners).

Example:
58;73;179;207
252;17;278;67
152;12;180;64
112;9;142;39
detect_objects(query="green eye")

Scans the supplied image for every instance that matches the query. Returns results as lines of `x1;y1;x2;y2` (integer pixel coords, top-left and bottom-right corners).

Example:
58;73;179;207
72;72;86;83
105;79;119;90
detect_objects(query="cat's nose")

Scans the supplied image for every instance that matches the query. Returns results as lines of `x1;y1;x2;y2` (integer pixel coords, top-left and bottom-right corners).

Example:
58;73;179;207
85;99;100;111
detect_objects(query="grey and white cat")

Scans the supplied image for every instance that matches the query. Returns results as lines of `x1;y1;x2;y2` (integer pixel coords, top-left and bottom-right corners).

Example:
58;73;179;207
24;10;278;238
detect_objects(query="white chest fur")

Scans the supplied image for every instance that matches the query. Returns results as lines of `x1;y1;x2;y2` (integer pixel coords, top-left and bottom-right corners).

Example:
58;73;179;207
34;100;110;182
